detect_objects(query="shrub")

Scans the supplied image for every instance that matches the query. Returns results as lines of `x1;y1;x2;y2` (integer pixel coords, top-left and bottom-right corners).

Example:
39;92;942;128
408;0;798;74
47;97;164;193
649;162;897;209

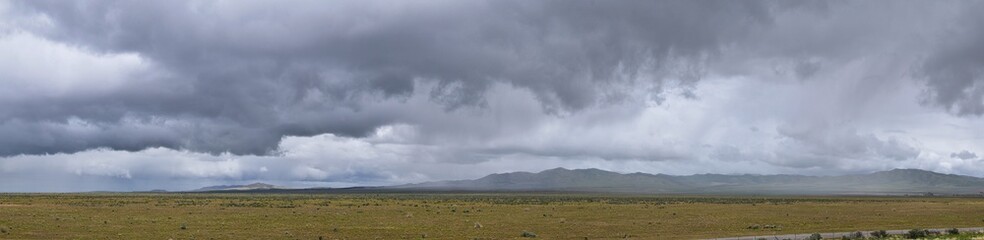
849;231;864;239
0;226;8;234
870;230;888;238
807;233;822;240
905;229;928;239
521;231;537;238
947;228;960;235
180;223;187;230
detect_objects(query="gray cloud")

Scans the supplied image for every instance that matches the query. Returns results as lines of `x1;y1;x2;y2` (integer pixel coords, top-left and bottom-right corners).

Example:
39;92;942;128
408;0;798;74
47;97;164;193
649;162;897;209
2;0;783;156
919;3;984;116
3;1;984;190
769;122;920;168
951;150;978;160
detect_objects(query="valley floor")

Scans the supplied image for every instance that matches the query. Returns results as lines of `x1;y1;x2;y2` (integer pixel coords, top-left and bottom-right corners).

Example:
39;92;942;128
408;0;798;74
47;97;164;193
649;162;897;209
0;193;983;239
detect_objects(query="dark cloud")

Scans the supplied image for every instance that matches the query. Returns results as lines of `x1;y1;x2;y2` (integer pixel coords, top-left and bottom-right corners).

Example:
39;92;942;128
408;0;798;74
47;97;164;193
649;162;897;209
919;4;984;116
2;0;783;156
951;150;978;160
793;60;822;80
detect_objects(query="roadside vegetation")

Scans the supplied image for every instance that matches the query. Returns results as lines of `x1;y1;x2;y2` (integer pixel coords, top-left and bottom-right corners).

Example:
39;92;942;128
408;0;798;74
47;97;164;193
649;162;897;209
0;193;982;239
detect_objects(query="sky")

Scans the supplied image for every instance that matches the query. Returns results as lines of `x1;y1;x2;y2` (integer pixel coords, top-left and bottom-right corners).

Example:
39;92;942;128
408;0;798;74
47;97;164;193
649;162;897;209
1;0;984;192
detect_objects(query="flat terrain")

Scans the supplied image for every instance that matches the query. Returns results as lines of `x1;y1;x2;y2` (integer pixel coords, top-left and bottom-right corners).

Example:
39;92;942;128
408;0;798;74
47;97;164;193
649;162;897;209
713;227;984;240
1;194;983;239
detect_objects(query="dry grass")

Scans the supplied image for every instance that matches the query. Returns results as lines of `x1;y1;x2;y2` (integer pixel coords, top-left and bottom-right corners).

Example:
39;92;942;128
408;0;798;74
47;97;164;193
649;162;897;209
0;193;982;239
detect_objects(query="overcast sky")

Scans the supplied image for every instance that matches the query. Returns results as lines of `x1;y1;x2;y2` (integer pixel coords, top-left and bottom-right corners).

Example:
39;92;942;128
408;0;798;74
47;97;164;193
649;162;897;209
2;0;984;192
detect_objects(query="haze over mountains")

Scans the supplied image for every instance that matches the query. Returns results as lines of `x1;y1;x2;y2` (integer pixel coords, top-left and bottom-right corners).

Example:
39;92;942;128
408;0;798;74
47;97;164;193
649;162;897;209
193;183;281;192
190;168;984;195
395;168;984;195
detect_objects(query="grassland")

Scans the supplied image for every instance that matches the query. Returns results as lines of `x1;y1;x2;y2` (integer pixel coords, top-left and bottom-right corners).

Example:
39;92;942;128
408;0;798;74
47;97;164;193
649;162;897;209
0;193;983;239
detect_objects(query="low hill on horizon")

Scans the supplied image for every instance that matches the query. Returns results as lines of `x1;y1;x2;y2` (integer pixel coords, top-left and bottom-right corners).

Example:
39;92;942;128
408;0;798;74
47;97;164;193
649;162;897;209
395;168;984;195
193;182;282;192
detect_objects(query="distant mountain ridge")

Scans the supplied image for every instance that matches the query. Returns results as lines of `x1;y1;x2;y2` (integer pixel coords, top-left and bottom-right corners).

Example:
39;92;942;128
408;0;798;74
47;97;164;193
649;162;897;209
194;182;281;192
396;168;984;195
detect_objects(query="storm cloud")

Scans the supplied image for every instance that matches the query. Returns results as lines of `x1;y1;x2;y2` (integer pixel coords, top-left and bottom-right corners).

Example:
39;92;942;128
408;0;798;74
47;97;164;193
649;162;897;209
2;0;984;191
1;0;779;155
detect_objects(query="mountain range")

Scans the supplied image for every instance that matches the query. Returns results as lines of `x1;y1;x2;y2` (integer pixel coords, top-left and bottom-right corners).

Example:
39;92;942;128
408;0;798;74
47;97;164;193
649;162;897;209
394;168;984;195
194;182;281;192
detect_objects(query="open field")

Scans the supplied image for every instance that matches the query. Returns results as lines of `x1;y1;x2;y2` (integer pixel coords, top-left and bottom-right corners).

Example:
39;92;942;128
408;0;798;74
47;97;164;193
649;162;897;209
1;194;983;239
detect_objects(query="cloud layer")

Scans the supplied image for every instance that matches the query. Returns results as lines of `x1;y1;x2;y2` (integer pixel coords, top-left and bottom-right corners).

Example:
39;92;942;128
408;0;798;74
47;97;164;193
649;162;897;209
2;0;984;191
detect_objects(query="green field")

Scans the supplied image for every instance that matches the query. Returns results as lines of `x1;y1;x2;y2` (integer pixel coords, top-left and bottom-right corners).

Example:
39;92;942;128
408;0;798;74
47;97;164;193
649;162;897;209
1;194;983;239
